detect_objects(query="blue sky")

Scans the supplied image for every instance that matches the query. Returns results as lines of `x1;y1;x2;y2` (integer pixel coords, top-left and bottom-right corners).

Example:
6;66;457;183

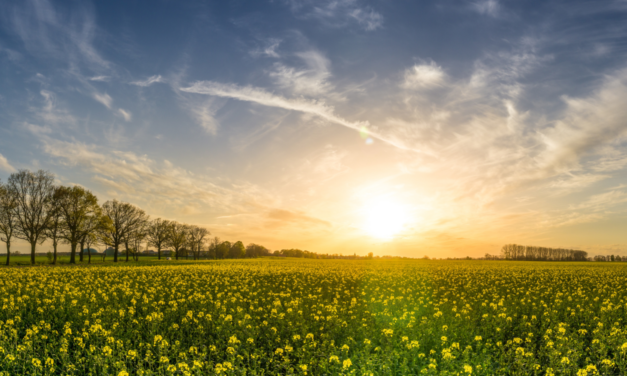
1;0;627;256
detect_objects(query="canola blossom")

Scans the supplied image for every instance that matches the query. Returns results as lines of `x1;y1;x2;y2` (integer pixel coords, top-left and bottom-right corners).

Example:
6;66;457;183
0;259;626;375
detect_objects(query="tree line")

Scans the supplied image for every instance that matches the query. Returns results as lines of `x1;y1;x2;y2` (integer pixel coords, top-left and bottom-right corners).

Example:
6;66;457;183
593;254;627;262
500;243;588;261
0;170;271;265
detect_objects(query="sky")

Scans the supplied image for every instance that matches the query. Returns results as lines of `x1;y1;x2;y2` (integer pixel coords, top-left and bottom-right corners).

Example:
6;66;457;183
1;0;627;258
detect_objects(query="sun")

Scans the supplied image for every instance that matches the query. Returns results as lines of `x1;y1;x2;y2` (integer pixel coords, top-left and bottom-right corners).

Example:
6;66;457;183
361;197;409;240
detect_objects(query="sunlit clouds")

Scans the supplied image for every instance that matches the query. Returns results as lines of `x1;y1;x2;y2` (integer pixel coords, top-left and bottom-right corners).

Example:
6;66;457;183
1;0;627;257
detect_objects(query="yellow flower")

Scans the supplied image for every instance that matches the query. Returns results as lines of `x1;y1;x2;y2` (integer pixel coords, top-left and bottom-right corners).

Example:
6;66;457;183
343;359;352;369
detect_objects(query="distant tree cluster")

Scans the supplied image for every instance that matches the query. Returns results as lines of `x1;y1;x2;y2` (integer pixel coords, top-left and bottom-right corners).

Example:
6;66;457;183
271;249;375;259
0;170;273;265
593;254;627;262
500;244;588;261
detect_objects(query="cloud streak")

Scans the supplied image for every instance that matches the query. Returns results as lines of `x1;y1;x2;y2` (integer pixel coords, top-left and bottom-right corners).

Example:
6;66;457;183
179;81;424;154
130;75;163;87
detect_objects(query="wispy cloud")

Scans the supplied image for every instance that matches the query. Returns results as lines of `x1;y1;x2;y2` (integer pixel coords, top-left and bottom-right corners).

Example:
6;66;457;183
0;153;16;173
348;7;383;31
36;90;76;124
130;75;163;87
287;0;383;31
270;50;333;96
92;92;112;109
266;209;331;227
2;0;111;70
251;38;282;58
190;99;222;135
118;108;132;122
472;0;500;17
89;75;110;82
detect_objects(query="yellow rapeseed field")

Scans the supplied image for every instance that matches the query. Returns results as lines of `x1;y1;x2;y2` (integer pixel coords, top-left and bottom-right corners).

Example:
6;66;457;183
0;259;626;375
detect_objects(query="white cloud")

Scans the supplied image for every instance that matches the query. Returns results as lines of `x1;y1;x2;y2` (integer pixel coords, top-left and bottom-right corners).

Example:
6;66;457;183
402;62;446;89
130;75;163;87
118;108;132;122
0;153;16;173
92;92;112;109
538;68;627;174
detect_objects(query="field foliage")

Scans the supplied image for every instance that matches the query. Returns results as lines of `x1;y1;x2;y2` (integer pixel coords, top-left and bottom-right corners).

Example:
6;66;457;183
0;259;626;375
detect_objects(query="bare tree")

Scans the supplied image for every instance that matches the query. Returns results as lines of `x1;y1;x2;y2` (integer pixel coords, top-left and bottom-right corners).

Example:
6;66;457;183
7;170;56;264
188;226;210;260
54;186;101;264
0;181;18;266
146;218;171;260
100;200;148;262
167;222;188;260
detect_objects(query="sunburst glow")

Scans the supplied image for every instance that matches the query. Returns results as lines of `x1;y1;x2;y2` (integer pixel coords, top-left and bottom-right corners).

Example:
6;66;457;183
361;197;409;240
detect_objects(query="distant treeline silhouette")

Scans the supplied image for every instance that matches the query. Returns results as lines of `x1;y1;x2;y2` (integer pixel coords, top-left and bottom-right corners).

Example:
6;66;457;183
500;244;588;261
273;249;376;259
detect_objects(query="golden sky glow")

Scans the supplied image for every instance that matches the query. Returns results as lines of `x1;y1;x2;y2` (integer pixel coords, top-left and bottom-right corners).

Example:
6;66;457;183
1;0;627;257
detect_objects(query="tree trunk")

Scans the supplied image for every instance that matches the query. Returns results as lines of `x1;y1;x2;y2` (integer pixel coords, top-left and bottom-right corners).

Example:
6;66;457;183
79;240;85;262
70;242;77;264
114;244;118;262
53;240;58;265
158;245;161;260
125;241;129;262
88;250;91;264
30;241;36;265
5;241;10;266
